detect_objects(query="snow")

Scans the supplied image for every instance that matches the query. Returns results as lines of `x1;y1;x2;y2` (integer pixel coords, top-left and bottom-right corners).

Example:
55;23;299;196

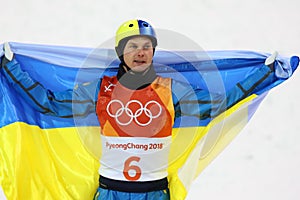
1;0;299;199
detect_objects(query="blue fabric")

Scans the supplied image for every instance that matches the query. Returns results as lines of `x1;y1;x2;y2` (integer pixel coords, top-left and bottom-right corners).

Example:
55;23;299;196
1;55;281;128
93;187;170;200
0;42;299;130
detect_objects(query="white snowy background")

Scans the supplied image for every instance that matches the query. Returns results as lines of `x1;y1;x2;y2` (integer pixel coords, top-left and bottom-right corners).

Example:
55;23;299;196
1;0;299;199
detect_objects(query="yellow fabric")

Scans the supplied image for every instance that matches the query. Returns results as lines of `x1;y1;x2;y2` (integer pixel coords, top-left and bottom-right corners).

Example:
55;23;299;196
0;94;258;200
195;94;257;177
0;123;100;200
167;94;257;200
168;126;207;200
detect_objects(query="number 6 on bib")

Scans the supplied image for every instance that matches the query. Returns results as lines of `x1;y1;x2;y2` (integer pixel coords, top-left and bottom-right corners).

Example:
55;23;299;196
123;156;142;181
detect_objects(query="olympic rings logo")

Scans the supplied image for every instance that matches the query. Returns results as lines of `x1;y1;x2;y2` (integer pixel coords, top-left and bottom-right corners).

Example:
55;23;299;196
106;99;162;126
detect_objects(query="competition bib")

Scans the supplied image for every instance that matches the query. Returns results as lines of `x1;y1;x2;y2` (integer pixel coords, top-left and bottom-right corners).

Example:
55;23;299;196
100;135;171;181
96;76;174;181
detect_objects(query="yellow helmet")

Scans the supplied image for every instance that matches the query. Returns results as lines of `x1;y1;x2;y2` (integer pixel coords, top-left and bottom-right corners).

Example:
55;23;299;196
115;19;157;57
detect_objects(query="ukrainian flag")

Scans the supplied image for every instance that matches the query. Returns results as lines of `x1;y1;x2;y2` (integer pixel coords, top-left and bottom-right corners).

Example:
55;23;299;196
0;42;298;200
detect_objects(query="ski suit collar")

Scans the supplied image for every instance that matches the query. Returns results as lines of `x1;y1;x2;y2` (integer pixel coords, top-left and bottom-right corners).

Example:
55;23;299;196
116;63;157;90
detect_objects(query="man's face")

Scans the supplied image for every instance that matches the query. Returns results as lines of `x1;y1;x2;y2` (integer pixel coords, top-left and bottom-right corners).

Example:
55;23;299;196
123;36;154;72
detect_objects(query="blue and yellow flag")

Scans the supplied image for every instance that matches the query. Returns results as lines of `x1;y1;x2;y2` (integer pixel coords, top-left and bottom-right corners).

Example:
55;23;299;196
0;42;299;200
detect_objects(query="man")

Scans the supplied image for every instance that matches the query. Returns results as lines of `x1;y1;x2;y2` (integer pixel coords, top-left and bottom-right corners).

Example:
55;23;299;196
1;19;282;200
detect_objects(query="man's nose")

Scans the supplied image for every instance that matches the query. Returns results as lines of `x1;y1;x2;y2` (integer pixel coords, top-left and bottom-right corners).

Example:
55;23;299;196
137;48;145;56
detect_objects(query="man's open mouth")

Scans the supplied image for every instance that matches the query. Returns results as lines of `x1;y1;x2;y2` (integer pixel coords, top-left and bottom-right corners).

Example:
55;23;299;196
134;60;146;64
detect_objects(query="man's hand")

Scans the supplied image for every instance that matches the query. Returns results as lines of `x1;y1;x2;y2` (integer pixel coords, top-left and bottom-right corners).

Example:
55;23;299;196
4;42;14;61
265;51;278;66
